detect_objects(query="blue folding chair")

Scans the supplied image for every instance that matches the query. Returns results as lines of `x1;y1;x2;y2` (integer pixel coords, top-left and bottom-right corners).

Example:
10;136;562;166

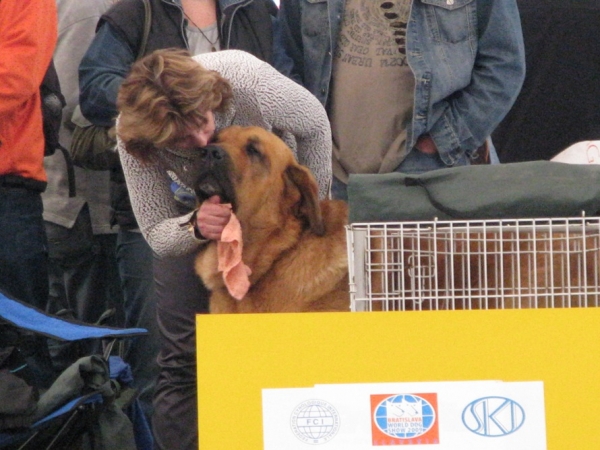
0;291;151;450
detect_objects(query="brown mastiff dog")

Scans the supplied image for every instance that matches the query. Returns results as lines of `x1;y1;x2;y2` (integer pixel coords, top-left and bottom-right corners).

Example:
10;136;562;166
190;126;350;313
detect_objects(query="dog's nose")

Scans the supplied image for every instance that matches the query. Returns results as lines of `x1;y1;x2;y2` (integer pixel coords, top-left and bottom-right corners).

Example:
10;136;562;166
199;145;226;162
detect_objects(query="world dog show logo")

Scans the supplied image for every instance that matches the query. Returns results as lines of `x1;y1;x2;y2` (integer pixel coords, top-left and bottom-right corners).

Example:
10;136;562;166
370;393;439;445
290;399;340;445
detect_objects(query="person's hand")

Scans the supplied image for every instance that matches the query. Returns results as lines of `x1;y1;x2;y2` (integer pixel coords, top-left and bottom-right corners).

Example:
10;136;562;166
196;195;231;241
415;134;438;155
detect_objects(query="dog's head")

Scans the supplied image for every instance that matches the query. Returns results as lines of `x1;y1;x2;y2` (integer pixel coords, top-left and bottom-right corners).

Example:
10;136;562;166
189;125;325;235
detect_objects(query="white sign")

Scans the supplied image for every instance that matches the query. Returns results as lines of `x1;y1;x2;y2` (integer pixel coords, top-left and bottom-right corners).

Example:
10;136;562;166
262;381;546;449
551;141;600;165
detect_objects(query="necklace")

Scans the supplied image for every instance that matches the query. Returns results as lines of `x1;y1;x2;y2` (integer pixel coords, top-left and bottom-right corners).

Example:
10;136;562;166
182;10;219;52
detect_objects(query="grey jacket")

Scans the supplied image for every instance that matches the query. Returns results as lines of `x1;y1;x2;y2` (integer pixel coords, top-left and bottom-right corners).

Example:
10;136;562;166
117;50;333;258
42;0;115;233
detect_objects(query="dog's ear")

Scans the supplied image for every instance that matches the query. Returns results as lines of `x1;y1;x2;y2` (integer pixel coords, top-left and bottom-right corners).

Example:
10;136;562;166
284;164;325;236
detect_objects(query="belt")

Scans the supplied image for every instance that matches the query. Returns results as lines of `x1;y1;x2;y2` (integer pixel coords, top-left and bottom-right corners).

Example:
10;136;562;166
0;175;46;192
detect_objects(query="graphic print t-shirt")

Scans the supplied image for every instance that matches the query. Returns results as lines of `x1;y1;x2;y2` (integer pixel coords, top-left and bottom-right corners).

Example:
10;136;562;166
330;0;415;183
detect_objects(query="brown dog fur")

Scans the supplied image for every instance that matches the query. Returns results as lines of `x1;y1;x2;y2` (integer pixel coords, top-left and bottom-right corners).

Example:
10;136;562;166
193;126;350;313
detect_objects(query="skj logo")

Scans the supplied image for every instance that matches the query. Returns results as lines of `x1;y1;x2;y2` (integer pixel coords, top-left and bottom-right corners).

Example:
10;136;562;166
462;396;526;437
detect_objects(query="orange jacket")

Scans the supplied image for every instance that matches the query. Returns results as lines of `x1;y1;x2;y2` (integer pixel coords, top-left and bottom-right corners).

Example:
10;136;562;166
0;0;57;183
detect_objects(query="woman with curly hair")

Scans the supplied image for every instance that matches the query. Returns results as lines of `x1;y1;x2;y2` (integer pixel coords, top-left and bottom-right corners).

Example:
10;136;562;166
116;47;331;449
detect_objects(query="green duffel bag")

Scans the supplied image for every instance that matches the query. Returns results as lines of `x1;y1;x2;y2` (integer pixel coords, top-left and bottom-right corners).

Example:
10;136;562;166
348;161;600;223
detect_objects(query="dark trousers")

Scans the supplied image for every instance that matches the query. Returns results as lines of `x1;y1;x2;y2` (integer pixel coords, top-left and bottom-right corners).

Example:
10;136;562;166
0;186;55;389
45;205;123;371
116;230;160;421
151;251;209;450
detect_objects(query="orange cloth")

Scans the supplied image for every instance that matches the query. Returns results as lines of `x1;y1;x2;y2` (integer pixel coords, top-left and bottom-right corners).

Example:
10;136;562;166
217;205;252;300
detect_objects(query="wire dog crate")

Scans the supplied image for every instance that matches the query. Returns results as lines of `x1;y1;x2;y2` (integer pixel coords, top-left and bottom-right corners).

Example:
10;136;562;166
346;217;600;312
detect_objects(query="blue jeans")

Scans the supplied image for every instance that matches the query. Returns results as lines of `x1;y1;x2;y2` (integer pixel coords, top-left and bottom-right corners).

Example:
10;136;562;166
0;187;49;309
0;186;55;388
116;230;160;421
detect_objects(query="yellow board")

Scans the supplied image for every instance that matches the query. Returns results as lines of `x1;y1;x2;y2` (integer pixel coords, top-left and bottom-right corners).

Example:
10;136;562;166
196;308;600;449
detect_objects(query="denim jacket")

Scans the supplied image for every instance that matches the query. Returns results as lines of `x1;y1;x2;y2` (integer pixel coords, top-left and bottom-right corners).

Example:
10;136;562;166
274;0;526;164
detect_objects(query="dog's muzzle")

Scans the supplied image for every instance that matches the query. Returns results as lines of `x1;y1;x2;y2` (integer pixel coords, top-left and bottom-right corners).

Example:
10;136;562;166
192;144;236;207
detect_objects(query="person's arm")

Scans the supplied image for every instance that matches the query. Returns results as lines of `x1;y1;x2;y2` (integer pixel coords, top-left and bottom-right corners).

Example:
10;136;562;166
425;0;525;161
252;58;332;199
117;138;211;257
79;23;136;126
0;0;57;117
118;135;233;256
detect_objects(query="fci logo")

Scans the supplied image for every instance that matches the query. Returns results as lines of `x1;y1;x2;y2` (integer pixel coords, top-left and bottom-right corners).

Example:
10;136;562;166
461;396;525;437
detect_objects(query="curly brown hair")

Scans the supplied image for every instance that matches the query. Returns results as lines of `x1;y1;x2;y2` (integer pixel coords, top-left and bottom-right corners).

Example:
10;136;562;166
116;48;233;163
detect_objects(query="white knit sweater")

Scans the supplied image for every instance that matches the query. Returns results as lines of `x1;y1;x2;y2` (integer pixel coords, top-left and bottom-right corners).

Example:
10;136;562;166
117;50;332;258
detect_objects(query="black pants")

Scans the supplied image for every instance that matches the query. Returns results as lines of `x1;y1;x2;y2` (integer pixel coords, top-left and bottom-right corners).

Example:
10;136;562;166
45;206;123;371
151;251;209;450
46;205;122;325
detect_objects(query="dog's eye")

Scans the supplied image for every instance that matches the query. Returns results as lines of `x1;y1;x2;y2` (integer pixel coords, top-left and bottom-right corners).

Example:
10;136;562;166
245;142;261;158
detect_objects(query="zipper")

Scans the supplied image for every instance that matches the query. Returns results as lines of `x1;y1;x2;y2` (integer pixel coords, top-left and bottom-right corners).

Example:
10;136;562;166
167;0;191;49
220;0;253;49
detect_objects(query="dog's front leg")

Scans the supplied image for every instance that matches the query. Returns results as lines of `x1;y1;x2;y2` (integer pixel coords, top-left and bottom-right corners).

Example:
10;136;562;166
208;290;240;313
195;243;223;291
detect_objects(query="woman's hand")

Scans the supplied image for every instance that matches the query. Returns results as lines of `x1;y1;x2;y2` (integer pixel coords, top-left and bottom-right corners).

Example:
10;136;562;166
415;134;438;155
196;195;231;240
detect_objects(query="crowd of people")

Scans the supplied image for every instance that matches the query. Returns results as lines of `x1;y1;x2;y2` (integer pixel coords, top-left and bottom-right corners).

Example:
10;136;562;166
1;0;598;449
